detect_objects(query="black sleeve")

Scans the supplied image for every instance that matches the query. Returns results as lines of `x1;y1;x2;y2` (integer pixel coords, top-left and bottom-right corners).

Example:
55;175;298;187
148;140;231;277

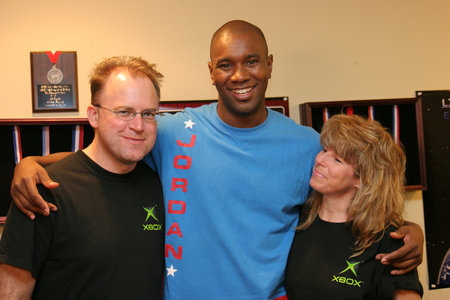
30;185;55;278
375;226;423;298
0;202;36;272
376;268;423;299
0;186;55;279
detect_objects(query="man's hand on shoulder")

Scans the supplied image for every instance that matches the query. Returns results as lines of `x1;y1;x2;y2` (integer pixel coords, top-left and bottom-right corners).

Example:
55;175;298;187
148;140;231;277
376;221;424;275
10;156;60;220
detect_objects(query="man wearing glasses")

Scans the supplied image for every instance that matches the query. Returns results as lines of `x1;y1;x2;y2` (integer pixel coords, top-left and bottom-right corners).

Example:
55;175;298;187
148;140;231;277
0;56;165;299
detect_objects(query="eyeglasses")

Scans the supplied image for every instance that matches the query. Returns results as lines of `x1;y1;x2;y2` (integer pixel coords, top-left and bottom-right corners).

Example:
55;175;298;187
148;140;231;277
94;105;161;122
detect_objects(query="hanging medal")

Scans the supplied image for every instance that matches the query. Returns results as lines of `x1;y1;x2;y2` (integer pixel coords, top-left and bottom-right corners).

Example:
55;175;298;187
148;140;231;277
46;51;64;84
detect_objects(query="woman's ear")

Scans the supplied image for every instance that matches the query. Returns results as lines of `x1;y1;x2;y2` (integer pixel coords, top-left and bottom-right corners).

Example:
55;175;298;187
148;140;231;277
354;177;361;189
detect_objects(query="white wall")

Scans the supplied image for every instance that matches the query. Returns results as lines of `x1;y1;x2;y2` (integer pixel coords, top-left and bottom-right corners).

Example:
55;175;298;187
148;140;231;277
1;0;449;298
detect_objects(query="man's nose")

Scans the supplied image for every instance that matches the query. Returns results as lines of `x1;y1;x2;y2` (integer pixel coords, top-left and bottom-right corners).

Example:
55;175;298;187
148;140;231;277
231;64;250;82
128;113;145;131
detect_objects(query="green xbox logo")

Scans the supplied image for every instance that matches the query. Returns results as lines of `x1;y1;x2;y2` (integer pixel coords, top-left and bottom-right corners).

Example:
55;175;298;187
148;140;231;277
143;206;159;222
331;260;364;288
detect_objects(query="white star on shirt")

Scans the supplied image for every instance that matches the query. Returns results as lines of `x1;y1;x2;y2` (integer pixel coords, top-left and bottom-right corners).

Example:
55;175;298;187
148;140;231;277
184;119;196;129
167;264;178;277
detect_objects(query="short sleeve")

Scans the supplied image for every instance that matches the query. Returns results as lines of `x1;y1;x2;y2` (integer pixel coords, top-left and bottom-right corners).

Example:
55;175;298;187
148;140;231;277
0;202;36;272
375;269;423;298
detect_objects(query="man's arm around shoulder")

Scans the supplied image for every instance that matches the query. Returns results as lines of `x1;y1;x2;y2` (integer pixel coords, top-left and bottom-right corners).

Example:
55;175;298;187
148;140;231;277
0;263;35;299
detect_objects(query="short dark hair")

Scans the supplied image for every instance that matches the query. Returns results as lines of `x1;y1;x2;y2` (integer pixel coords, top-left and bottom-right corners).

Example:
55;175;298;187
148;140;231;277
210;20;268;58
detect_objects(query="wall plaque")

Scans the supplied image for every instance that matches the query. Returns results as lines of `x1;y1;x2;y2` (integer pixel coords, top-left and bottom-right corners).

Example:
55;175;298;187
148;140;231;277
30;51;79;112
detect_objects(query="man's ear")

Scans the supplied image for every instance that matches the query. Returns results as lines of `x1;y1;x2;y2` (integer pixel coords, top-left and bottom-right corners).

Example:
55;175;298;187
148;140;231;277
267;54;273;79
208;61;216;86
87;105;99;129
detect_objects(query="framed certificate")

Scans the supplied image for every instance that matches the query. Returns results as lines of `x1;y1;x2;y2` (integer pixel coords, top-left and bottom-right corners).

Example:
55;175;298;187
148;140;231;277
30;51;79;112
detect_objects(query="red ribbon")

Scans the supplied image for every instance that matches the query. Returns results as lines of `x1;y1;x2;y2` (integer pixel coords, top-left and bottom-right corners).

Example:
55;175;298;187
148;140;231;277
346;106;354;116
46;51;61;64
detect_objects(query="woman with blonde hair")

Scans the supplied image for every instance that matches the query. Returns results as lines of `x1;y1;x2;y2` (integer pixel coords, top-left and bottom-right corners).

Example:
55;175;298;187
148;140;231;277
285;114;422;299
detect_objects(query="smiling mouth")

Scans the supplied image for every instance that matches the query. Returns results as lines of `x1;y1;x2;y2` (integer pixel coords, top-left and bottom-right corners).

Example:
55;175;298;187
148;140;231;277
313;169;325;179
124;136;146;143
229;86;255;95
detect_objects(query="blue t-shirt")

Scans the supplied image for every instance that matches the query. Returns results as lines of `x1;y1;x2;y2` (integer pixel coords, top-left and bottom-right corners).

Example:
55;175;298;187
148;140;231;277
144;103;321;299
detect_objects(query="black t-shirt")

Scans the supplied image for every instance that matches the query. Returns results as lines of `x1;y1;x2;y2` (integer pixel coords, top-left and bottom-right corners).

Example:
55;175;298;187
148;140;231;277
0;151;165;300
285;213;422;300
